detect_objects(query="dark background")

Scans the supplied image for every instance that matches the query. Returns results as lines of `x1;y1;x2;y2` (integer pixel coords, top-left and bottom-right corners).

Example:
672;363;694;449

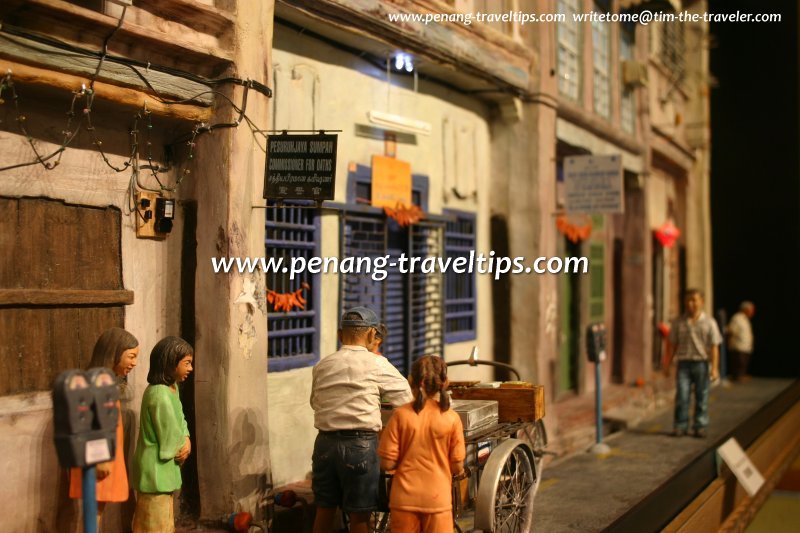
709;0;800;377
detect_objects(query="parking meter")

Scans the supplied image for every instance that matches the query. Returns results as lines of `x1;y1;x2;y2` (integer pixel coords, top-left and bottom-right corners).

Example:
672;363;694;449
586;322;609;453
88;367;120;431
586;323;607;363
52;368;118;468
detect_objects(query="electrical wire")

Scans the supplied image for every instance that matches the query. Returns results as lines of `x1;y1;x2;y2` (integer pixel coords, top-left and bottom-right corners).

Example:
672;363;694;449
90;5;127;92
0;9;280;193
0;24;272;99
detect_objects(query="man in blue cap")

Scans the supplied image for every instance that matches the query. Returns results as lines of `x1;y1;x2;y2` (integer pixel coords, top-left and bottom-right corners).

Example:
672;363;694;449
310;306;412;533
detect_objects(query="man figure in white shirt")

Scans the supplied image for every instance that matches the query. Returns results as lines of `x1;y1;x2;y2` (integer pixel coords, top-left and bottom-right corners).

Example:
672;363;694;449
727;301;755;381
310;307;412;533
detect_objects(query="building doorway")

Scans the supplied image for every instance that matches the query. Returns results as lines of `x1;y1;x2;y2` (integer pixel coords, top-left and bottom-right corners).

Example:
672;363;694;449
559;237;582;393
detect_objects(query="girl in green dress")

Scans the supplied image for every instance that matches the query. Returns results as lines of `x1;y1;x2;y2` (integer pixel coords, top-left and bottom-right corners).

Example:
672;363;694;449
131;337;194;533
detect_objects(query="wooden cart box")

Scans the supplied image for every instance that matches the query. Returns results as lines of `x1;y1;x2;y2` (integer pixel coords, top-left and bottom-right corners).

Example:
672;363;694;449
449;384;545;422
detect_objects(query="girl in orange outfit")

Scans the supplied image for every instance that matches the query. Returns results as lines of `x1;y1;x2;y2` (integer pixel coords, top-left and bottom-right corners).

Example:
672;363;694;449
378;356;466;533
69;327;140;530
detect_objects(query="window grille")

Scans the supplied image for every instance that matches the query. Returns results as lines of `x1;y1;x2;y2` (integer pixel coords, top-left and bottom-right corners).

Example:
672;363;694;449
620;25;636;135
444;210;477;343
340;165;443;376
592;1;611;118
661;23;685;79
265;201;319;371
557;0;581;100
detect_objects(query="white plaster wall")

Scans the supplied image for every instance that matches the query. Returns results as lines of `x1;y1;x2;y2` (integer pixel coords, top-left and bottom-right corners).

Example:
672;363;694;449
267;27;494;486
0;128;183;531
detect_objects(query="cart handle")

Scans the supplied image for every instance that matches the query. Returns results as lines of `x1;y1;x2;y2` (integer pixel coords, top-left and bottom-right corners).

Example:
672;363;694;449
445;359;521;381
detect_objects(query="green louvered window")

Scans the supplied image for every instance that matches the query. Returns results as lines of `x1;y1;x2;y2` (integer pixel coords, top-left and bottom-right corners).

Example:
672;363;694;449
588;242;605;322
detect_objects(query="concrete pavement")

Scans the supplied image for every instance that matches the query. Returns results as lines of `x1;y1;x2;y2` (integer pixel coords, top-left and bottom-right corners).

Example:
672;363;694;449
532;378;796;532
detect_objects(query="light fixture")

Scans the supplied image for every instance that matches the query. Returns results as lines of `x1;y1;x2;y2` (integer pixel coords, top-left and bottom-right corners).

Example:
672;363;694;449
393;52;414;73
367;110;432;136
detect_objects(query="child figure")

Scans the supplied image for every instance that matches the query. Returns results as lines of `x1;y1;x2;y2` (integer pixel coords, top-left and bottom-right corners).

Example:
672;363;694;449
664;289;722;438
131;337;194;533
378;356;466;533
68;327;140;530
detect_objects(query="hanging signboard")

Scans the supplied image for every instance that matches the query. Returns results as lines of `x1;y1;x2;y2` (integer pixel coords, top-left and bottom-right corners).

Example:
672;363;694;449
564;154;624;214
263;133;338;200
371;155;412;208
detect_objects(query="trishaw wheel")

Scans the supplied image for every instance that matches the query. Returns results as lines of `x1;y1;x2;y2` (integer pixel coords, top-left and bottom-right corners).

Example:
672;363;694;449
474;439;536;533
533;419;548;449
531;419;548;480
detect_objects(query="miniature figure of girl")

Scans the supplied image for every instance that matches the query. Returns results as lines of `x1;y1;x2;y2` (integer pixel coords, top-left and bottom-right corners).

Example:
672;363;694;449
131;337;193;533
68;327;140;530
378;355;466;533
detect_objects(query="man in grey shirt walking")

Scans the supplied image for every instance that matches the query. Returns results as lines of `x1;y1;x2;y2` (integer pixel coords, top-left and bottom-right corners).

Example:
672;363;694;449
310;306;412;533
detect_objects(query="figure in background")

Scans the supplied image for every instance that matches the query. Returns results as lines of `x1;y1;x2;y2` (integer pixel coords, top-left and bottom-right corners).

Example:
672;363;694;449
663;289;722;439
68;327;140;531
727;301;755;381
378;355;465;533
131;337;193;533
310;307;412;533
367;323;387;355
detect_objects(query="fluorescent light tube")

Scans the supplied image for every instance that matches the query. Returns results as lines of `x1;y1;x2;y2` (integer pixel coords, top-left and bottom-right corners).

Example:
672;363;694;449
367;110;432;136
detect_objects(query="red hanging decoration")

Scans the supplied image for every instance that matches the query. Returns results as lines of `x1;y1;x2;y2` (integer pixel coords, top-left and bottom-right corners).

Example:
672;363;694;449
384;202;424;227
556;214;593;243
654;219;681;248
267;282;310;313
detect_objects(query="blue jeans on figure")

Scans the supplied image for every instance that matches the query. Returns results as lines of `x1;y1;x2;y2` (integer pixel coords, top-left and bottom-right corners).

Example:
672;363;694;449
674;360;710;431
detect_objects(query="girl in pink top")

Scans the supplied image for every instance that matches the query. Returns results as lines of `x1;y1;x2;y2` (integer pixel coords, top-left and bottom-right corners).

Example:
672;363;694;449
378;356;465;533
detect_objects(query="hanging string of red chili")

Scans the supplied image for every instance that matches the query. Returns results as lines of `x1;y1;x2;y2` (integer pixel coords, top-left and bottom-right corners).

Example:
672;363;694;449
556;215;593;243
267;282;310;313
384;202;424;227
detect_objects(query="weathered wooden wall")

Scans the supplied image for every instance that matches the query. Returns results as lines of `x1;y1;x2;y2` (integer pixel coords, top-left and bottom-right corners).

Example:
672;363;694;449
0;197;126;395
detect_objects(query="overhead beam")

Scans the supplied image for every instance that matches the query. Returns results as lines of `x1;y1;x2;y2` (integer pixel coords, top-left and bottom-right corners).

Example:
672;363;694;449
0;60;213;122
0;0;233;76
0;33;214;107
276;0;534;95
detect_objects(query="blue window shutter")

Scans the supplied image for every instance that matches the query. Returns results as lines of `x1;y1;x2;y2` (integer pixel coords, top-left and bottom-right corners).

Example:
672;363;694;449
444;209;477;343
340;165;442;376
265;201;320;372
410;221;445;360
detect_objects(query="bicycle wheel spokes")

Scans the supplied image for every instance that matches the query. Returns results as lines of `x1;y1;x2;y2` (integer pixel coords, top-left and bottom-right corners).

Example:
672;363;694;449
494;447;535;533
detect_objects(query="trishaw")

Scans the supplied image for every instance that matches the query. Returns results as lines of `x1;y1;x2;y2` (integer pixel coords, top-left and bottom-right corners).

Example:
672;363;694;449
374;349;549;533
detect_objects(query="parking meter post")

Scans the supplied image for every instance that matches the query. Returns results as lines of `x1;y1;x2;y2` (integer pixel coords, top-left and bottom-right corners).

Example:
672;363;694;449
82;465;97;533
587;323;611;455
595;359;602;444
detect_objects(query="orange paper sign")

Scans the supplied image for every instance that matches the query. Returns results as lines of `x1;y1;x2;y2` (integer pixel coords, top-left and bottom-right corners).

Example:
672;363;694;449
371;155;411;208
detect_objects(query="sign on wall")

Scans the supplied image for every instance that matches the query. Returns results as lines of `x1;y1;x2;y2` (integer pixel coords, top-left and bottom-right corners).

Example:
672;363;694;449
564;154;624;214
371;155;412;208
263;134;338;200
